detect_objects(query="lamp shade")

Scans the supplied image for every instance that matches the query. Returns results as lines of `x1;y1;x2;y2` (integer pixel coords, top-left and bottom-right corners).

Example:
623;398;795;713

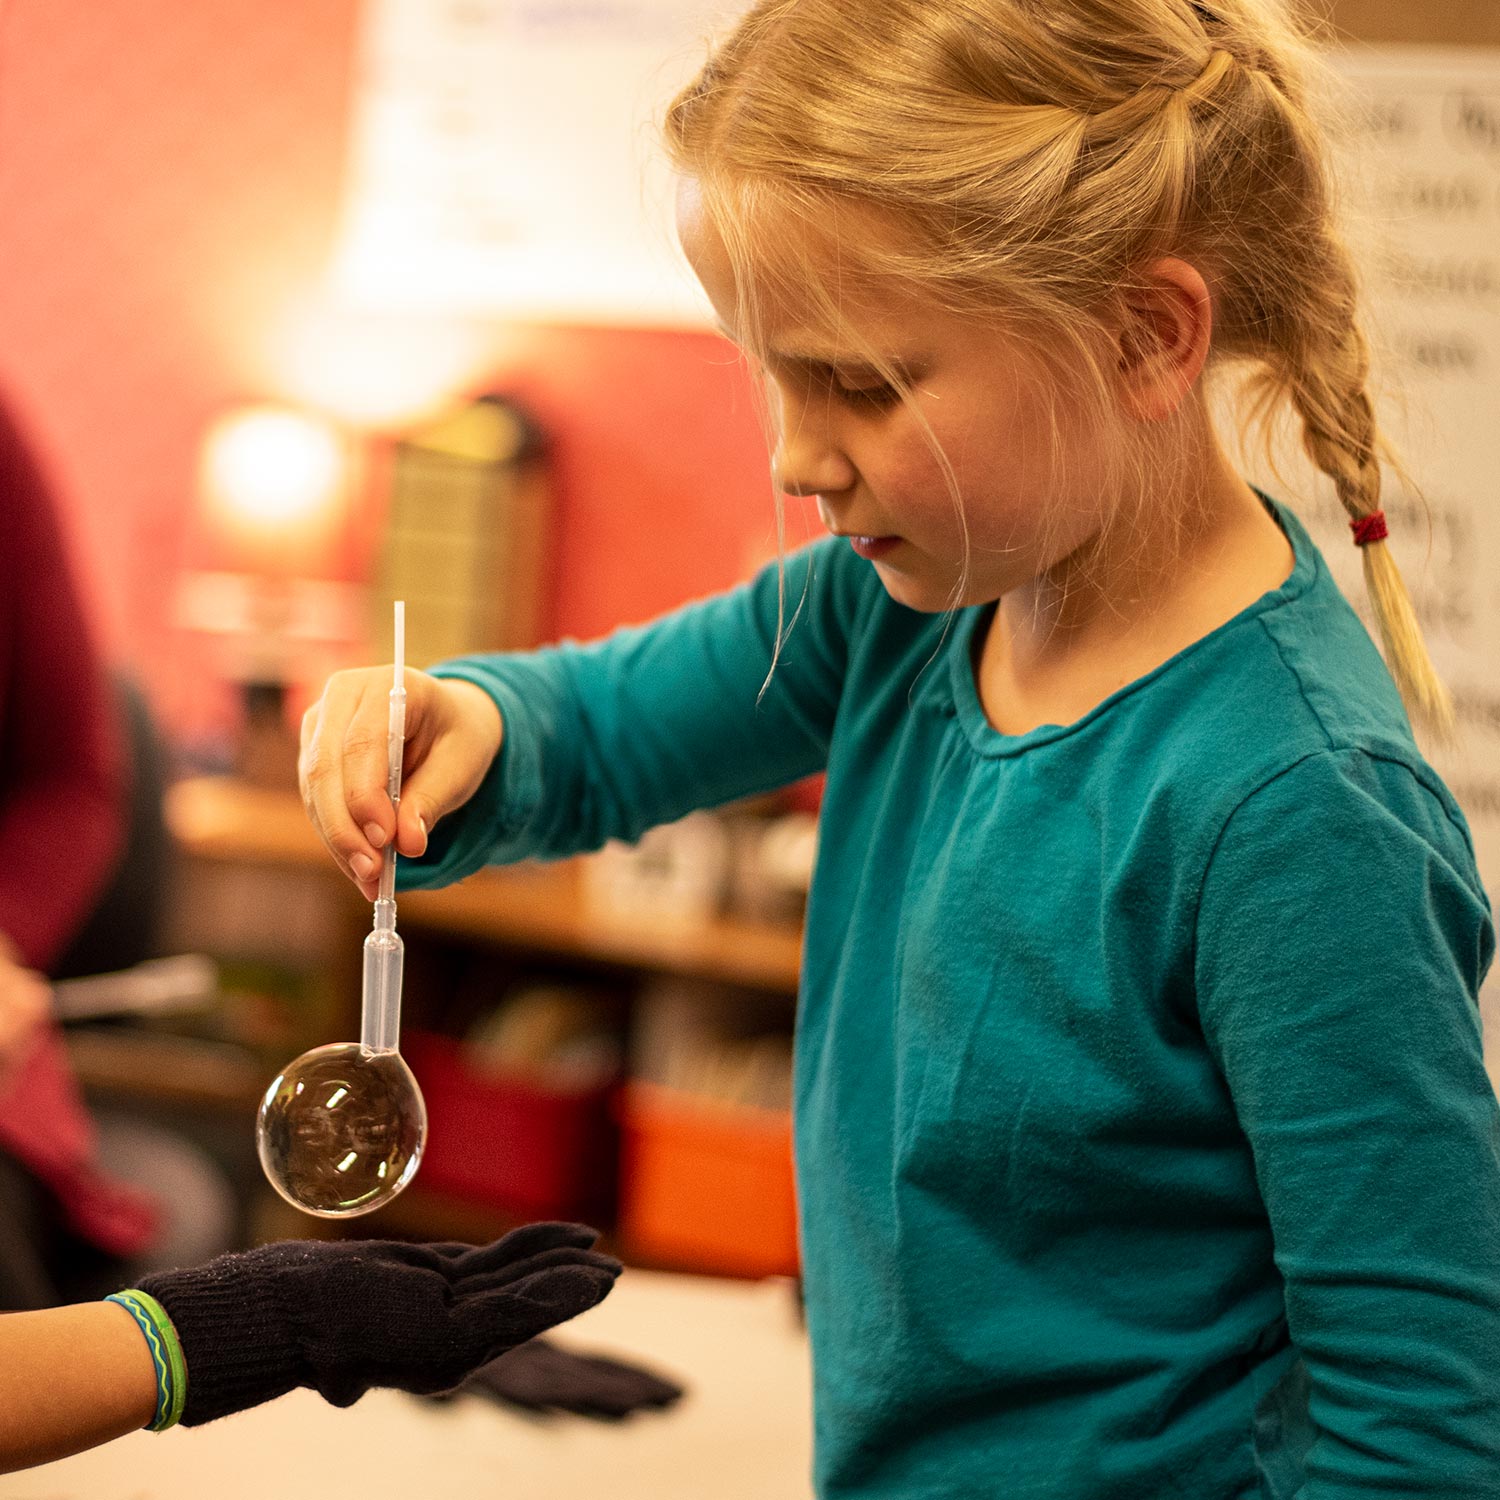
198;404;350;574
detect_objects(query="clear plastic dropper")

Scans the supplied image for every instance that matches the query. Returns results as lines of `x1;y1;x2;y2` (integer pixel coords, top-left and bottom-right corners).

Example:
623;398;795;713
362;601;406;1055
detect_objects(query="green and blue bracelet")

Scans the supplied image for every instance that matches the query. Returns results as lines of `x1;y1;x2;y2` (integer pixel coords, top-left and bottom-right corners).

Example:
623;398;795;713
105;1289;188;1432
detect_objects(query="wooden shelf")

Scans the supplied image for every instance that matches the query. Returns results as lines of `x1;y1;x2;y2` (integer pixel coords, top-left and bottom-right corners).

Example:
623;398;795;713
165;777;804;993
66;1028;266;1110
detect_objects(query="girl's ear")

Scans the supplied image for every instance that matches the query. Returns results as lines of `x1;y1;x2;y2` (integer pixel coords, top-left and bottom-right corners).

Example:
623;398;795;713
1115;257;1214;423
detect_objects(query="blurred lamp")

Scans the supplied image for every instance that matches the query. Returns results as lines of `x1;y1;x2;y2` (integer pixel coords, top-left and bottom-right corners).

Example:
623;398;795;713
179;403;365;784
198;404;349;575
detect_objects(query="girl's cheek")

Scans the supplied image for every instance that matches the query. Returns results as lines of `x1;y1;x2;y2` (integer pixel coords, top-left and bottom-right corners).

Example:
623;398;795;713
892;452;969;526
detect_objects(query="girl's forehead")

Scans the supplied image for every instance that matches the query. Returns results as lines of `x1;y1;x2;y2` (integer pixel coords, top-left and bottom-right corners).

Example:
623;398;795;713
677;181;944;356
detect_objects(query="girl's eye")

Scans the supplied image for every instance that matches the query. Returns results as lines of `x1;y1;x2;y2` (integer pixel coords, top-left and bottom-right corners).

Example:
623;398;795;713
812;364;902;408
834;379;901;408
771;357;906;410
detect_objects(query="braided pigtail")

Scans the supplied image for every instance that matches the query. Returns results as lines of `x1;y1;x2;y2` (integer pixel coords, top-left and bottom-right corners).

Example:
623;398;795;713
1285;251;1453;737
1227;65;1455;739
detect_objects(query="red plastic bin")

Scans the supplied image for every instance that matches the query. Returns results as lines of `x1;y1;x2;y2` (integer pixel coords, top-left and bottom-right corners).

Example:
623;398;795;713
404;1030;618;1221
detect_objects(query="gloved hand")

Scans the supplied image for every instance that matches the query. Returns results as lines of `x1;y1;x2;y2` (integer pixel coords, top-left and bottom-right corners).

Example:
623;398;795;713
137;1222;620;1426
438;1335;685;1420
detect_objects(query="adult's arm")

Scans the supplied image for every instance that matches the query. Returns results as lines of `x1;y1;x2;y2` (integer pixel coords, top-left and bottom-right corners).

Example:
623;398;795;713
0;409;124;969
0;952;50;1096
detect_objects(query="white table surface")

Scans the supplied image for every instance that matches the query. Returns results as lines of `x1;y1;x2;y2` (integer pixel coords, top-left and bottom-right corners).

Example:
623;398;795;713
0;1269;814;1500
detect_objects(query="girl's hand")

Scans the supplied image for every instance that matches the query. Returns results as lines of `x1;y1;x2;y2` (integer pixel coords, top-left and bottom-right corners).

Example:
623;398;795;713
299;668;503;900
0;954;49;1098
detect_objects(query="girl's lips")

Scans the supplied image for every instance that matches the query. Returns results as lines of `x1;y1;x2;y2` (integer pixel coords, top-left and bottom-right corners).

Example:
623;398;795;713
848;535;900;561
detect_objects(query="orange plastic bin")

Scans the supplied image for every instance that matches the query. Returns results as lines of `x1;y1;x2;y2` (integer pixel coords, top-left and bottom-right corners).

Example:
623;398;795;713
617;1080;799;1278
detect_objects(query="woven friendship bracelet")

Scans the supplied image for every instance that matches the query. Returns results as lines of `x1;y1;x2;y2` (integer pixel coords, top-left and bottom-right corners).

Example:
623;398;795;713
105;1290;188;1432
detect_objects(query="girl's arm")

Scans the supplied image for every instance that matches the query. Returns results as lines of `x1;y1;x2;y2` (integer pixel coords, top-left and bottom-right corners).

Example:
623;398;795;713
405;536;865;889
0;1302;158;1473
1196;747;1499;1499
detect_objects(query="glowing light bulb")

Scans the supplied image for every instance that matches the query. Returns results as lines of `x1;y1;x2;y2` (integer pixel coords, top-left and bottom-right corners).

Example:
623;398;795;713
201;405;346;529
256;1042;426;1218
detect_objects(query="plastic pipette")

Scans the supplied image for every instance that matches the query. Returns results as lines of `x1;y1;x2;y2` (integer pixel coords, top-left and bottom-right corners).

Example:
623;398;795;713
362;601;407;1054
256;598;426;1217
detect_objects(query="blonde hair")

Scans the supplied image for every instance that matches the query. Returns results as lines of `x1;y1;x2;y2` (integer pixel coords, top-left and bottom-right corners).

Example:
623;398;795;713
665;0;1454;738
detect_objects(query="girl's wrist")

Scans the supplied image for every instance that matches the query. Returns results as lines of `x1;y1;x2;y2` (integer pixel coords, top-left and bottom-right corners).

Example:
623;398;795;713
442;676;505;759
104;1291;188;1432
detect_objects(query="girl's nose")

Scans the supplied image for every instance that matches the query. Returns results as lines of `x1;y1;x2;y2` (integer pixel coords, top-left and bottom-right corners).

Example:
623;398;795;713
771;420;856;499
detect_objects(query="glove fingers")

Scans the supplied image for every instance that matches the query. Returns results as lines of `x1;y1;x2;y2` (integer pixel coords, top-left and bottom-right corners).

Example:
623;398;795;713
495;1341;675;1400
460;1246;621;1296
571;1401;634;1421
466;1347;567;1408
452;1222;600;1277
468;1263;620;1353
358;1240;476;1274
554;1350;685;1409
425;1241;481;1261
458;1337;682;1417
471;1338;591;1396
592;1365;685;1407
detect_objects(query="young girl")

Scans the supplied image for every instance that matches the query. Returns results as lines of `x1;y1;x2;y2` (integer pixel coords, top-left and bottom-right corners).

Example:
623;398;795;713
301;1;1500;1494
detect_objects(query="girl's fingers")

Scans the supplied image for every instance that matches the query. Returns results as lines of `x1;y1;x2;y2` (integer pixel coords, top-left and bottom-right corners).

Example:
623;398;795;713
299;700;355;880
391;680;504;858
301;668;498;883
342;669;419;850
392;767;450;860
300;671;391;888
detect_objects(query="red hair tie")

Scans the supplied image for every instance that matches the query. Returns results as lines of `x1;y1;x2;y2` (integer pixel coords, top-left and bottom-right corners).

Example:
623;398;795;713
1350;511;1388;547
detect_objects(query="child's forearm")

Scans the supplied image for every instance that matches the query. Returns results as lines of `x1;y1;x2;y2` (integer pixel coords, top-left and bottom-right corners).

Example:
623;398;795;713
0;1226;622;1475
0;1301;157;1474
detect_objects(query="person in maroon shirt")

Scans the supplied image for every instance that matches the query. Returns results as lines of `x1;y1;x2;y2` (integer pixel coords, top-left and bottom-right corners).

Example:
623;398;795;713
0;401;171;1306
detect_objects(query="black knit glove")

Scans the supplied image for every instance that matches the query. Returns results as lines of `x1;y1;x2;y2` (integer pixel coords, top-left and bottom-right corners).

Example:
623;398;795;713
436;1335;685;1420
137;1222;620;1427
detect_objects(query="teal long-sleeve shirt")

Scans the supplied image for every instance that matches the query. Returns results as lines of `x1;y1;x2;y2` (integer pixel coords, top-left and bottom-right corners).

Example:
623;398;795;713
405;495;1499;1498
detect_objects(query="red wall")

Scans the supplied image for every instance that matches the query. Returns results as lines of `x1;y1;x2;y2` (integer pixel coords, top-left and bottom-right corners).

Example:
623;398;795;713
0;2;783;740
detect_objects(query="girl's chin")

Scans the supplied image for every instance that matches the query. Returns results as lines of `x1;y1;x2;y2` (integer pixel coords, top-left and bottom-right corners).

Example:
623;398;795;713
868;564;965;615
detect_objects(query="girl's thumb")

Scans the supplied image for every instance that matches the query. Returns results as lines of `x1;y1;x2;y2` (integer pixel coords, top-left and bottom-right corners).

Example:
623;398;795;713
393;674;502;860
394;785;438;859
394;756;489;859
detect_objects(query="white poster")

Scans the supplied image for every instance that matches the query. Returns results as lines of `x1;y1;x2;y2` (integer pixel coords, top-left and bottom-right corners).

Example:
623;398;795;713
330;0;742;325
1277;48;1500;1057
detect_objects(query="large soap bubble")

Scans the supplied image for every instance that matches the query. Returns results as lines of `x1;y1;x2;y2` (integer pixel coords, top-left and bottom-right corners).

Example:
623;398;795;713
257;1042;426;1218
